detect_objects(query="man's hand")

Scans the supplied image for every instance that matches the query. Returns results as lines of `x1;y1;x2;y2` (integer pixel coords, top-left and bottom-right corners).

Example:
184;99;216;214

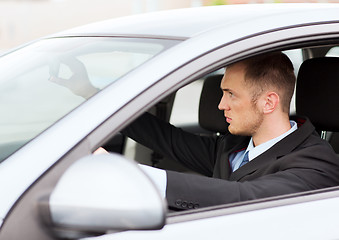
49;57;99;99
93;147;109;155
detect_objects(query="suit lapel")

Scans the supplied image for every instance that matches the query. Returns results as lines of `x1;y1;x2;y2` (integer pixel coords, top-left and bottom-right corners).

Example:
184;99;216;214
229;116;315;181
216;136;249;179
229;147;278;181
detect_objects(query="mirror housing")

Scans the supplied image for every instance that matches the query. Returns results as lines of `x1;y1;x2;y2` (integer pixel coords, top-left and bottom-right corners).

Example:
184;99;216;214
39;154;166;238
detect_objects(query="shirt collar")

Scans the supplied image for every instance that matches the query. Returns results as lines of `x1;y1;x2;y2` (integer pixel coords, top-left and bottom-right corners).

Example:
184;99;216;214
245;120;298;161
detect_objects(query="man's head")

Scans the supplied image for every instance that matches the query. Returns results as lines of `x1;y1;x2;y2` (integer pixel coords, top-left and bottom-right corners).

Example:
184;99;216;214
218;52;296;136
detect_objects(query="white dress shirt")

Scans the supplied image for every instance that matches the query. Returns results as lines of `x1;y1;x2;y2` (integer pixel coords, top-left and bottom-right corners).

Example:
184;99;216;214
230;120;298;171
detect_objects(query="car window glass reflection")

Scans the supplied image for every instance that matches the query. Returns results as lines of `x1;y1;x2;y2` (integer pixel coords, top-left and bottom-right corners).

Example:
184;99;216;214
0;37;177;162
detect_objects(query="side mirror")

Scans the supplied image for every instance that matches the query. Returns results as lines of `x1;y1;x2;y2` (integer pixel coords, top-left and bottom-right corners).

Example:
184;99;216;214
39;154;166;238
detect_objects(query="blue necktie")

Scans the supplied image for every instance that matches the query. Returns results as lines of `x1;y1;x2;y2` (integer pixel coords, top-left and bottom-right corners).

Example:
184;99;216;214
239;152;249;168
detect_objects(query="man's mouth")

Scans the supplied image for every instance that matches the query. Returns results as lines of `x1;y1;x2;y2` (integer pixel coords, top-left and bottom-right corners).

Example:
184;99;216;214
226;117;232;123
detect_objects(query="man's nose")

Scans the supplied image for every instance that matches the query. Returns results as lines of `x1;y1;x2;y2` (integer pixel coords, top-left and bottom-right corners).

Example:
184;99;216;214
218;95;229;111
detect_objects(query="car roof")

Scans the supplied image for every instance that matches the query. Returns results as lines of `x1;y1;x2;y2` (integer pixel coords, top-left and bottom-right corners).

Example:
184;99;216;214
56;3;339;40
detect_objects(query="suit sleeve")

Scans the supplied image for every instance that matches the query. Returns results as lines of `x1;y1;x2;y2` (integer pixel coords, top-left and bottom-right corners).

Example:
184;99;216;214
122;112;221;176
166;170;310;209
166;144;339;210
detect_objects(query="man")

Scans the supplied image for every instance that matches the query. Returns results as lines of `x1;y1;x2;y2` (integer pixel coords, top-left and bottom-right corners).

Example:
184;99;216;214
122;52;339;210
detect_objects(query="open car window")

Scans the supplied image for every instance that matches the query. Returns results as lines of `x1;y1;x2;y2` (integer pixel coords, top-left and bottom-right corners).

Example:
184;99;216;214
121;49;304;173
103;45;339;214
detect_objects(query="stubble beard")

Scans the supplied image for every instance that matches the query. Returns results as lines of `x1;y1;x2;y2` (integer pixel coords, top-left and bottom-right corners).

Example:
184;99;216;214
228;104;264;137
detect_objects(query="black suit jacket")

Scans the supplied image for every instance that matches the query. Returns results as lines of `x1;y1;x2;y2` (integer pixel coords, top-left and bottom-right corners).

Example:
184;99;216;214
123;113;339;210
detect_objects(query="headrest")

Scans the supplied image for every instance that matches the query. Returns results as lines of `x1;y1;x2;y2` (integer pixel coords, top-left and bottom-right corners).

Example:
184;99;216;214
199;75;229;134
296;57;339;131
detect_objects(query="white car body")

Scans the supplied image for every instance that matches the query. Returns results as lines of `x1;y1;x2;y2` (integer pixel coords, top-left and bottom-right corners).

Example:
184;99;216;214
1;3;339;239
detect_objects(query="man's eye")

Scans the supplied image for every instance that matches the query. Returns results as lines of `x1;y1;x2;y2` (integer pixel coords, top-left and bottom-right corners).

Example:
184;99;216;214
229;92;233;97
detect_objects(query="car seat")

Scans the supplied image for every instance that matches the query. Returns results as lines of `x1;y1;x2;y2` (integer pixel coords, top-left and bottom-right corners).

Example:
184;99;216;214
296;57;339;152
199;74;229;135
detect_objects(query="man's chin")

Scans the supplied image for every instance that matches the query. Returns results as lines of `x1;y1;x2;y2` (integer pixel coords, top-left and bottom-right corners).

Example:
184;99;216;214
228;126;250;136
228;125;237;135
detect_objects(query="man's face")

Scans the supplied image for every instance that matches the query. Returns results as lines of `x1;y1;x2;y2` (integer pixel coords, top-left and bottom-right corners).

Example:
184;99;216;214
218;64;264;136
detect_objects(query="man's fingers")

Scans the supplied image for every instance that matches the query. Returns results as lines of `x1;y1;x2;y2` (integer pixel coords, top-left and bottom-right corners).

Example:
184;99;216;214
49;75;72;88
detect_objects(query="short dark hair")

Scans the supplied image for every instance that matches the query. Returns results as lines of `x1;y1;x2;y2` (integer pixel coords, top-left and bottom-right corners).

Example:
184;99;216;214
234;52;296;113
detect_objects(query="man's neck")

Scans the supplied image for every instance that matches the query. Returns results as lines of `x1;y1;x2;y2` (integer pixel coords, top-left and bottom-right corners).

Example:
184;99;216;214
252;114;291;147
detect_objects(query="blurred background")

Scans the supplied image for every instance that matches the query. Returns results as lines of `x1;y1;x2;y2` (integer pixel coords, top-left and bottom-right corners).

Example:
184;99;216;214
1;0;339;52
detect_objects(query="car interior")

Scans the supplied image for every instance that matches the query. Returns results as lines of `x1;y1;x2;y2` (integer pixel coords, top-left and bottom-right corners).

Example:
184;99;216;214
102;46;339;179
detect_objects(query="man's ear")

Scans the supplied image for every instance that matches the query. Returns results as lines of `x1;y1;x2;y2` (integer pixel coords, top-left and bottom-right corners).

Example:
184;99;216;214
263;92;279;114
